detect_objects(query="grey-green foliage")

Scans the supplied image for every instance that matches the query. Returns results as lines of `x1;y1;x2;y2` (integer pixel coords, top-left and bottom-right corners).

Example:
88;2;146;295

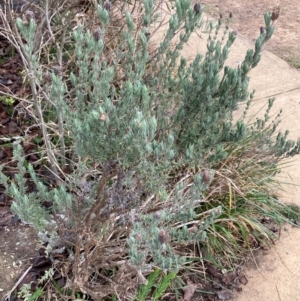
16;17;42;80
0;143;73;231
2;0;300;274
58;1;300;177
128;205;221;271
59;1;207;169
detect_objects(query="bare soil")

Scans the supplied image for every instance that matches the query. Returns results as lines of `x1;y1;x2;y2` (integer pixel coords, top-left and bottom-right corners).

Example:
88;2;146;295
0;225;38;299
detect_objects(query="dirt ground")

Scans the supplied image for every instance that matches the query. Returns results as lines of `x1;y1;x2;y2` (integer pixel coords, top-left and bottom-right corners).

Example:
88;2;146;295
0;225;38;299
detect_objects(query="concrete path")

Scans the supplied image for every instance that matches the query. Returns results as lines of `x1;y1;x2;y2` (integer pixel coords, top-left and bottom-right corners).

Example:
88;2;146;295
153;7;300;301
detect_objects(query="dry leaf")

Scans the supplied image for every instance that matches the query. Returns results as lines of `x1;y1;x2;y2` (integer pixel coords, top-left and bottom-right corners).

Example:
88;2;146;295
216;289;233;300
271;6;280;22
239;274;248;285
100;114;107;121
222;270;237;285
137;269;148;285
73;13;87;30
184;280;198;301
206;264;219;277
235;286;243;292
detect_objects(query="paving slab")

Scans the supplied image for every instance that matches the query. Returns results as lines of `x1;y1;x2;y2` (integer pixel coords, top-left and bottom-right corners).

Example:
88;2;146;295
232;224;300;301
230;34;300;100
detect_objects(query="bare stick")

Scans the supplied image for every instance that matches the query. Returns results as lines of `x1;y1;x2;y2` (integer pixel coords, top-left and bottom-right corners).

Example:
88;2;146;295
5;265;33;301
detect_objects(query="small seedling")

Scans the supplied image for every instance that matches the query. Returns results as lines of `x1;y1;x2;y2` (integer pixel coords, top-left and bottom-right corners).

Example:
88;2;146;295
0;95;15;106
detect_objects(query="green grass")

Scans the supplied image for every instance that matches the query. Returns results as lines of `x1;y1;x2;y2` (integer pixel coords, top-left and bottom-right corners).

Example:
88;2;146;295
191;127;300;269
